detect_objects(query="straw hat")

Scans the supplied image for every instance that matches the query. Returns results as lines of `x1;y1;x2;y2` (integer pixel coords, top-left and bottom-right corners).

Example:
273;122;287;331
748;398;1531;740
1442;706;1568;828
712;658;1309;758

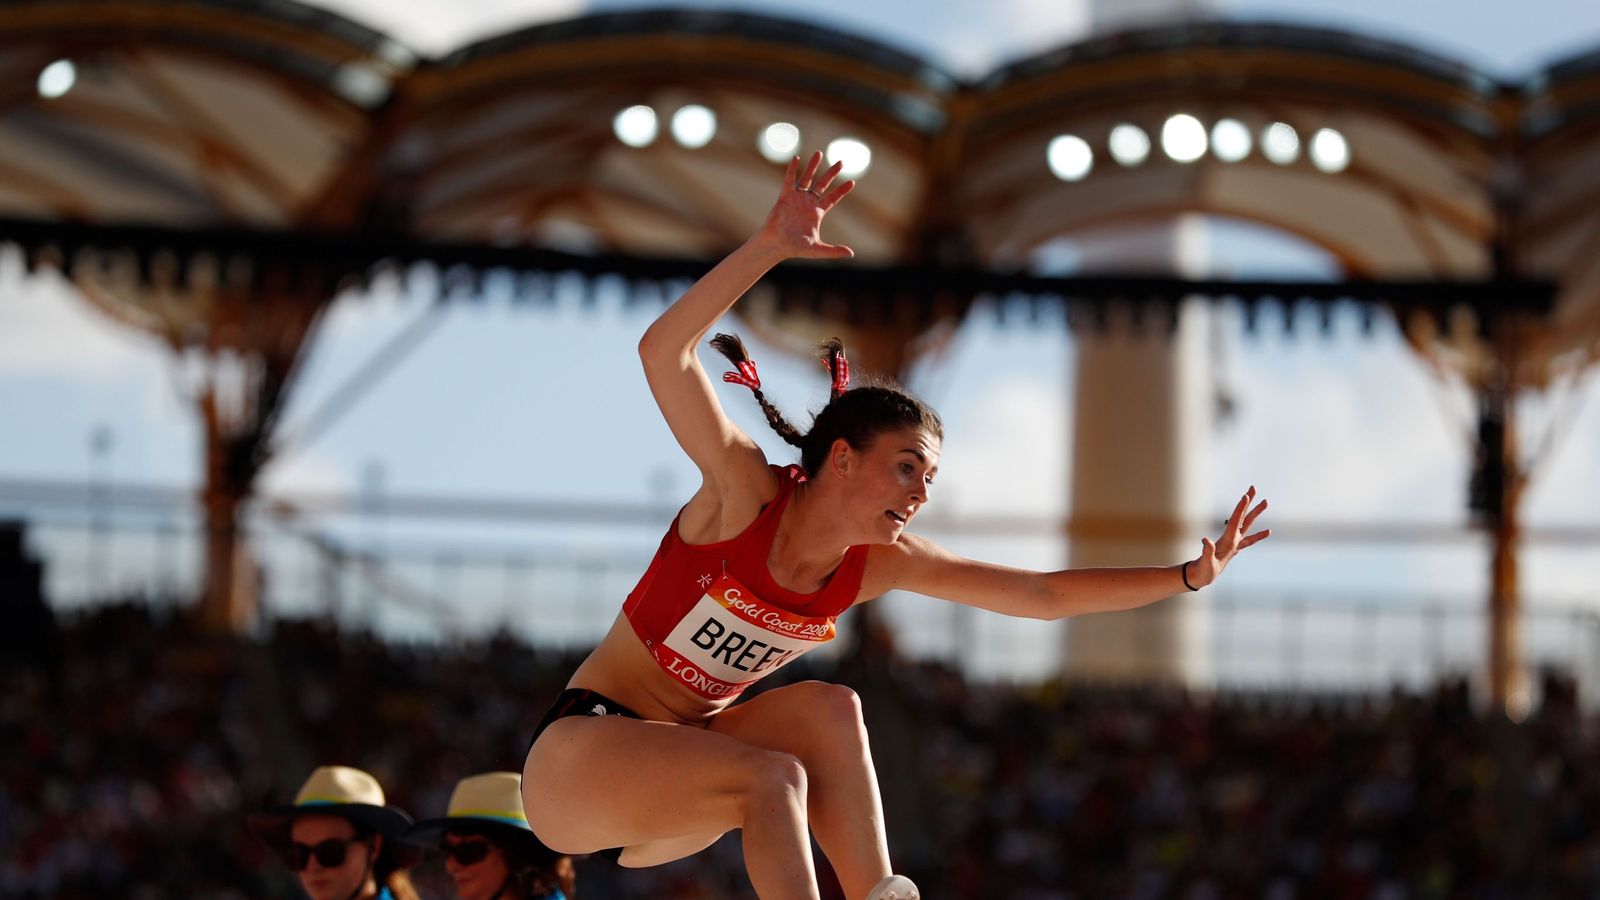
248;765;422;866
404;771;555;859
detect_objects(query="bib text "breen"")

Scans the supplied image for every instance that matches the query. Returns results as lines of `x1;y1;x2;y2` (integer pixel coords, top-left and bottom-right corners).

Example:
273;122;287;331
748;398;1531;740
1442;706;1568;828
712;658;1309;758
655;574;837;699
690;617;799;673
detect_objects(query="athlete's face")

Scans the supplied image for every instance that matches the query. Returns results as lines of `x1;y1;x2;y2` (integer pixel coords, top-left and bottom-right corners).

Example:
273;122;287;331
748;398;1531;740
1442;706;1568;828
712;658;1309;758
288;815;375;900
443;830;510;900
838;425;939;542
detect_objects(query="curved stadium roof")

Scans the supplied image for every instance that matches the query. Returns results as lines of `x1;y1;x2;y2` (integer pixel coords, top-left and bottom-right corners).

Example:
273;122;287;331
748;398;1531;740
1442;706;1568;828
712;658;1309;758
0;0;1593;377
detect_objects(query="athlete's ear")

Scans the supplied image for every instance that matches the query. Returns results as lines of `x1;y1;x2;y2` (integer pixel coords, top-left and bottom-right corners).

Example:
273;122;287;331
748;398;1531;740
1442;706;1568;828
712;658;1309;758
829;437;852;478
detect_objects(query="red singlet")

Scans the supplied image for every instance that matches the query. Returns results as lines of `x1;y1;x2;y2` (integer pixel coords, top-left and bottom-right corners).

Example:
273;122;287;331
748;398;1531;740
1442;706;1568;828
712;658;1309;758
622;465;868;700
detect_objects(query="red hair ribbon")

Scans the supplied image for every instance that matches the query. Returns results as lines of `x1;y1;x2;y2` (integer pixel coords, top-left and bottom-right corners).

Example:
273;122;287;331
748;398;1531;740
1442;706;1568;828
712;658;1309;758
829;353;850;398
723;359;761;391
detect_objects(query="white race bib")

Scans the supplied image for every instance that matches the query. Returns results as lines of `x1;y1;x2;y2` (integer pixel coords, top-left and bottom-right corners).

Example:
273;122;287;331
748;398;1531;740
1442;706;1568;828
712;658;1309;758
653;573;835;699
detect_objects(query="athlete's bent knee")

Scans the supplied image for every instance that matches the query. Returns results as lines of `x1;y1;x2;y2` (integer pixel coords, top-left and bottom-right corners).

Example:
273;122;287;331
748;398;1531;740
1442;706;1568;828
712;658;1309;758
811;681;864;725
792;681;866;744
742;750;808;815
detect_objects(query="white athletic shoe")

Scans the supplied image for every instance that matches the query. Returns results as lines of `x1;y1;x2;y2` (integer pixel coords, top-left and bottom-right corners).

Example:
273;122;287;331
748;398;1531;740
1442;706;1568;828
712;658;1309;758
865;875;920;900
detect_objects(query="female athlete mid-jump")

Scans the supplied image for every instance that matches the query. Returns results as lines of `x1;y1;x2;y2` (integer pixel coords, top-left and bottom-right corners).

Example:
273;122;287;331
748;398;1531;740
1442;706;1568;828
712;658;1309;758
521;151;1271;900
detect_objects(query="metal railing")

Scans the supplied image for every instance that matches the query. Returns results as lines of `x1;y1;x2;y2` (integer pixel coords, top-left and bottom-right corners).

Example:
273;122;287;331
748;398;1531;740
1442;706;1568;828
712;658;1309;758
6;493;1599;706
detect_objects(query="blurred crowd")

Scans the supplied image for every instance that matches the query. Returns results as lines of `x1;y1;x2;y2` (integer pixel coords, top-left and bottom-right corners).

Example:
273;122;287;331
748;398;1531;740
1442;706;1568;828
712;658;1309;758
889;664;1600;899
1;601;1596;899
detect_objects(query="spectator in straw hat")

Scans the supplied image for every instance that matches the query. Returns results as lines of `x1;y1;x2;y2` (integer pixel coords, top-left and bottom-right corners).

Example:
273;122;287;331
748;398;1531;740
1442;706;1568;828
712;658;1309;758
248;765;423;900
406;771;575;900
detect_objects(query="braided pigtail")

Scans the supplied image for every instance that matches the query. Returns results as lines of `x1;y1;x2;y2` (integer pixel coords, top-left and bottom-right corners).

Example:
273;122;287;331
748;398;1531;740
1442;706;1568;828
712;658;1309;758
709;333;805;448
818;337;850;401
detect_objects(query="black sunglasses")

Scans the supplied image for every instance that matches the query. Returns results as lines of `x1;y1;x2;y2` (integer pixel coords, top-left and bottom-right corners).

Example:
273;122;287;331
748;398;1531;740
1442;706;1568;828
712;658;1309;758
286;837;366;871
442;838;492;866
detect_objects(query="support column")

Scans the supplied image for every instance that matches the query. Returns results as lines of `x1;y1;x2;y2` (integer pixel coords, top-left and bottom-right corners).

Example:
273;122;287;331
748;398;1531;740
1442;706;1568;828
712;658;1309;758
199;387;259;633
1475;371;1529;719
1063;219;1214;684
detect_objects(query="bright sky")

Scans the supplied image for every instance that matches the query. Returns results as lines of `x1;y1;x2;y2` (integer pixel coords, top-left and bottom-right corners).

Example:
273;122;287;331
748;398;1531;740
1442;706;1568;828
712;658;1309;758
310;0;1600;77
3;0;1599;680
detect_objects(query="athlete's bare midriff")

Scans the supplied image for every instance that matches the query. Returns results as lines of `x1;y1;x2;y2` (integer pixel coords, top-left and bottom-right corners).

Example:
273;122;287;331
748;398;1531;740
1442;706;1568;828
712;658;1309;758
565;612;737;726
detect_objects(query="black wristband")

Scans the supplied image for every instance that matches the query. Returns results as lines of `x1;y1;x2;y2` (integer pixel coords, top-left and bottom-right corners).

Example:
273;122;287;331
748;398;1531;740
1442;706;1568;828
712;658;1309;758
1181;561;1198;592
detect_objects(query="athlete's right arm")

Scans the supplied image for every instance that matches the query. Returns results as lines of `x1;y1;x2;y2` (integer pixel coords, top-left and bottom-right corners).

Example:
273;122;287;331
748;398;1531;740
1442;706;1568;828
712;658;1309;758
636;240;785;487
637;152;856;503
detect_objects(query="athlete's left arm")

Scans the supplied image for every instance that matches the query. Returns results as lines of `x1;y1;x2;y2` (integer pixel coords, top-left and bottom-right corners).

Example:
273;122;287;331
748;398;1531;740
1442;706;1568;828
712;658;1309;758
864;487;1270;619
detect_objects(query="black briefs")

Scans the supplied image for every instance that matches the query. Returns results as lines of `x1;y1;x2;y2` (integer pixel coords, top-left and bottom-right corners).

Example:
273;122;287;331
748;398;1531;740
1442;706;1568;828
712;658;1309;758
529;688;642;750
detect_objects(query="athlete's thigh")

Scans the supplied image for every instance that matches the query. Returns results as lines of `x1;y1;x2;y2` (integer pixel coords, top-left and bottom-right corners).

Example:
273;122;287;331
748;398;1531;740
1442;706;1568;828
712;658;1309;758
522;713;780;855
707;680;863;759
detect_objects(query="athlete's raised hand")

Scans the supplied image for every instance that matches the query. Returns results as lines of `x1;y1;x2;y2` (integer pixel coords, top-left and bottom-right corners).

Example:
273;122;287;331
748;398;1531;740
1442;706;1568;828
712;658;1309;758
1187;487;1271;589
753;151;856;261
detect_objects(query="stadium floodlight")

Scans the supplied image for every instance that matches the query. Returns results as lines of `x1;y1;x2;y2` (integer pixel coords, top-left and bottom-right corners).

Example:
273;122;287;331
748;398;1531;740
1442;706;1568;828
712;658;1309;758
375;39;417;70
1107;124;1150;166
1210;118;1252;162
1309;128;1350;173
827;137;871;177
671;105;717;149
759;122;800;162
333;63;390;108
613;105;658;148
1161;114;1207;163
37;59;75;99
1262;122;1300;164
1047;134;1094;181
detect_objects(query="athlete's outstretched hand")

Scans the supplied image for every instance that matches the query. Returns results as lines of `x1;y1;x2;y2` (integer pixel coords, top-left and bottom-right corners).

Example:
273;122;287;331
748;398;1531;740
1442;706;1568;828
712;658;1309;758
1188;487;1271;589
753;150;856;261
